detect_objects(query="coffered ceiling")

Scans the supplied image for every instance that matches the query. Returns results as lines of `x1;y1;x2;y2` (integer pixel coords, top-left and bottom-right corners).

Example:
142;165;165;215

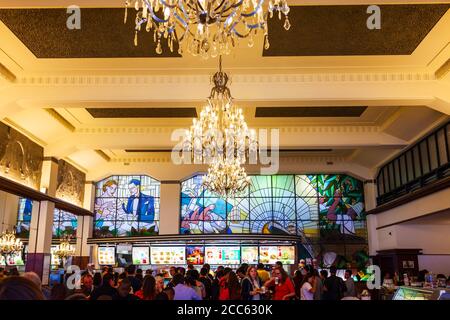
0;0;449;181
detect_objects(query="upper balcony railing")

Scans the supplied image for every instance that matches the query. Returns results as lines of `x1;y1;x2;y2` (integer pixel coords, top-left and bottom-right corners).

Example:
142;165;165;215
376;120;450;206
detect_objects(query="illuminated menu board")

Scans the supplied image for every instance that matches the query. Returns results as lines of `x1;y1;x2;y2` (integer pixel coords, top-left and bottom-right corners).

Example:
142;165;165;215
205;247;240;265
51;246;61;266
151;247;186;265
186;246;204;265
241;247;258;264
132;247;150;265
259;246;295;265
98;247;116;265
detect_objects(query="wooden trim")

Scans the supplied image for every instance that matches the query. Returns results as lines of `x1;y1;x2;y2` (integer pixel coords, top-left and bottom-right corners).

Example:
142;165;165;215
88;233;302;244
376;249;422;255
376;208;450;230
0;175;93;217
160;180;180;184
367;176;450;215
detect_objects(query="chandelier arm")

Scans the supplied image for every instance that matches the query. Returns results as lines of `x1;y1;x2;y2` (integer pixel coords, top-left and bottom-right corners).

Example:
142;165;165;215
146;6;170;23
240;0;265;18
155;0;180;9
196;0;206;13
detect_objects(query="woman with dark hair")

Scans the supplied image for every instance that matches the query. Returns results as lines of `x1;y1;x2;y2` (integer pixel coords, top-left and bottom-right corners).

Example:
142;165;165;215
134;275;156;300
93;272;102;287
0;276;45;300
241;266;262;301
300;273;316;300
211;269;224;300
264;267;295;300
219;271;241;300
292;270;303;299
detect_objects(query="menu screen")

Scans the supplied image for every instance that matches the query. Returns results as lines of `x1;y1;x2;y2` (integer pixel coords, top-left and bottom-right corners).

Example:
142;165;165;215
241;247;258;264
259;246;295;264
0;253;24;266
132;247;150;265
205;247;240;265
150;247;186;265
186;246;204;265
98;247;116;265
51;246;61;266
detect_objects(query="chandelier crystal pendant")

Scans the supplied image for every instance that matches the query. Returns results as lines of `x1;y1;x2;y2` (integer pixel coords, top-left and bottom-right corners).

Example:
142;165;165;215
183;57;256;195
0;229;24;258
126;0;291;58
54;235;75;260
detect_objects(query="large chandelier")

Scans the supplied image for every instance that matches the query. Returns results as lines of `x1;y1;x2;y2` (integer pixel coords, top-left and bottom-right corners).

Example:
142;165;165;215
127;0;291;58
0;229;23;257
54;236;75;260
183;57;256;195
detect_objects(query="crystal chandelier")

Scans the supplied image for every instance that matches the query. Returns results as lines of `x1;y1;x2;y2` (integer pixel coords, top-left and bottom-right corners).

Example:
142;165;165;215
0;229;24;257
183;57;256;195
202;158;251;196
54;236;75;260
183;57;257;165
127;0;291;58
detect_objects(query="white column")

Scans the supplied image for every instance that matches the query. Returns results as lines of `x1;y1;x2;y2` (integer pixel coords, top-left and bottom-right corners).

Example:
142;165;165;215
158;181;181;235
26;159;58;281
364;180;379;256
74;182;95;268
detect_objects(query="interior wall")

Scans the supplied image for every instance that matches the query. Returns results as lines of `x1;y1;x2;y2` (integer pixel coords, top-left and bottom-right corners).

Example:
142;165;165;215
367;187;450;255
376;187;450;228
0;190;19;233
418;255;450;275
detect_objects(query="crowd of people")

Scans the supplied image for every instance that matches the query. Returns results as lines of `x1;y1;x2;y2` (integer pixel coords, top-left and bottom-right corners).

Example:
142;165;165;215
0;261;378;300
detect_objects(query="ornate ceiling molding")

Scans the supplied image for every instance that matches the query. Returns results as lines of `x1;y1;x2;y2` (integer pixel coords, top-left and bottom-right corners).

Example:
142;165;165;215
75;125;380;134
15;72;437;86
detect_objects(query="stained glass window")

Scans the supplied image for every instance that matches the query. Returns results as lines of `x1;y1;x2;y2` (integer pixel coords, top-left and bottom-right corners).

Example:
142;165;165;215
94;175;160;238
16;198;78;239
53;209;78;238
16;198;33;238
180;174;367;262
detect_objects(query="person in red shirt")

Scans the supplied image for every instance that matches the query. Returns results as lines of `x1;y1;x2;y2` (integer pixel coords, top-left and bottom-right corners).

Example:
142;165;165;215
264;266;296;300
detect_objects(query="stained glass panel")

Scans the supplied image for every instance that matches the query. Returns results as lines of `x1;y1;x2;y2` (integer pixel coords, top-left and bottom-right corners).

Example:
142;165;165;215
179;173;368;265
94;175;161;237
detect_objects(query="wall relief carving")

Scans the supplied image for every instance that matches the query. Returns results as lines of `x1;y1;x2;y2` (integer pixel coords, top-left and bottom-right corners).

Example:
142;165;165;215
0;123;43;189
56;160;86;206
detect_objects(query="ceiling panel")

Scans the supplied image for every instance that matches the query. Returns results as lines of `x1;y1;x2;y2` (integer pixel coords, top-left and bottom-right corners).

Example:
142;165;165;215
264;4;449;56
0;8;180;58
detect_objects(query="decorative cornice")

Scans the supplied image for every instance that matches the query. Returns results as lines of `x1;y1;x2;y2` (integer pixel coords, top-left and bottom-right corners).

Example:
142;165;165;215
45;109;75;132
75;125;380;134
0;63;16;83
15;72;437;86
94;150;111;162
108;155;345;164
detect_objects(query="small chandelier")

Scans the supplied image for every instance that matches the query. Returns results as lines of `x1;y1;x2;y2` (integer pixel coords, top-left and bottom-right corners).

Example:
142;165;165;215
202;158;251;196
0;229;24;257
127;0;291;58
54;236;75;260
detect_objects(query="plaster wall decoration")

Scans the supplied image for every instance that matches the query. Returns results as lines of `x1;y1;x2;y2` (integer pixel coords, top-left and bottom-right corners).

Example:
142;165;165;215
0;122;43;189
56;159;86;206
